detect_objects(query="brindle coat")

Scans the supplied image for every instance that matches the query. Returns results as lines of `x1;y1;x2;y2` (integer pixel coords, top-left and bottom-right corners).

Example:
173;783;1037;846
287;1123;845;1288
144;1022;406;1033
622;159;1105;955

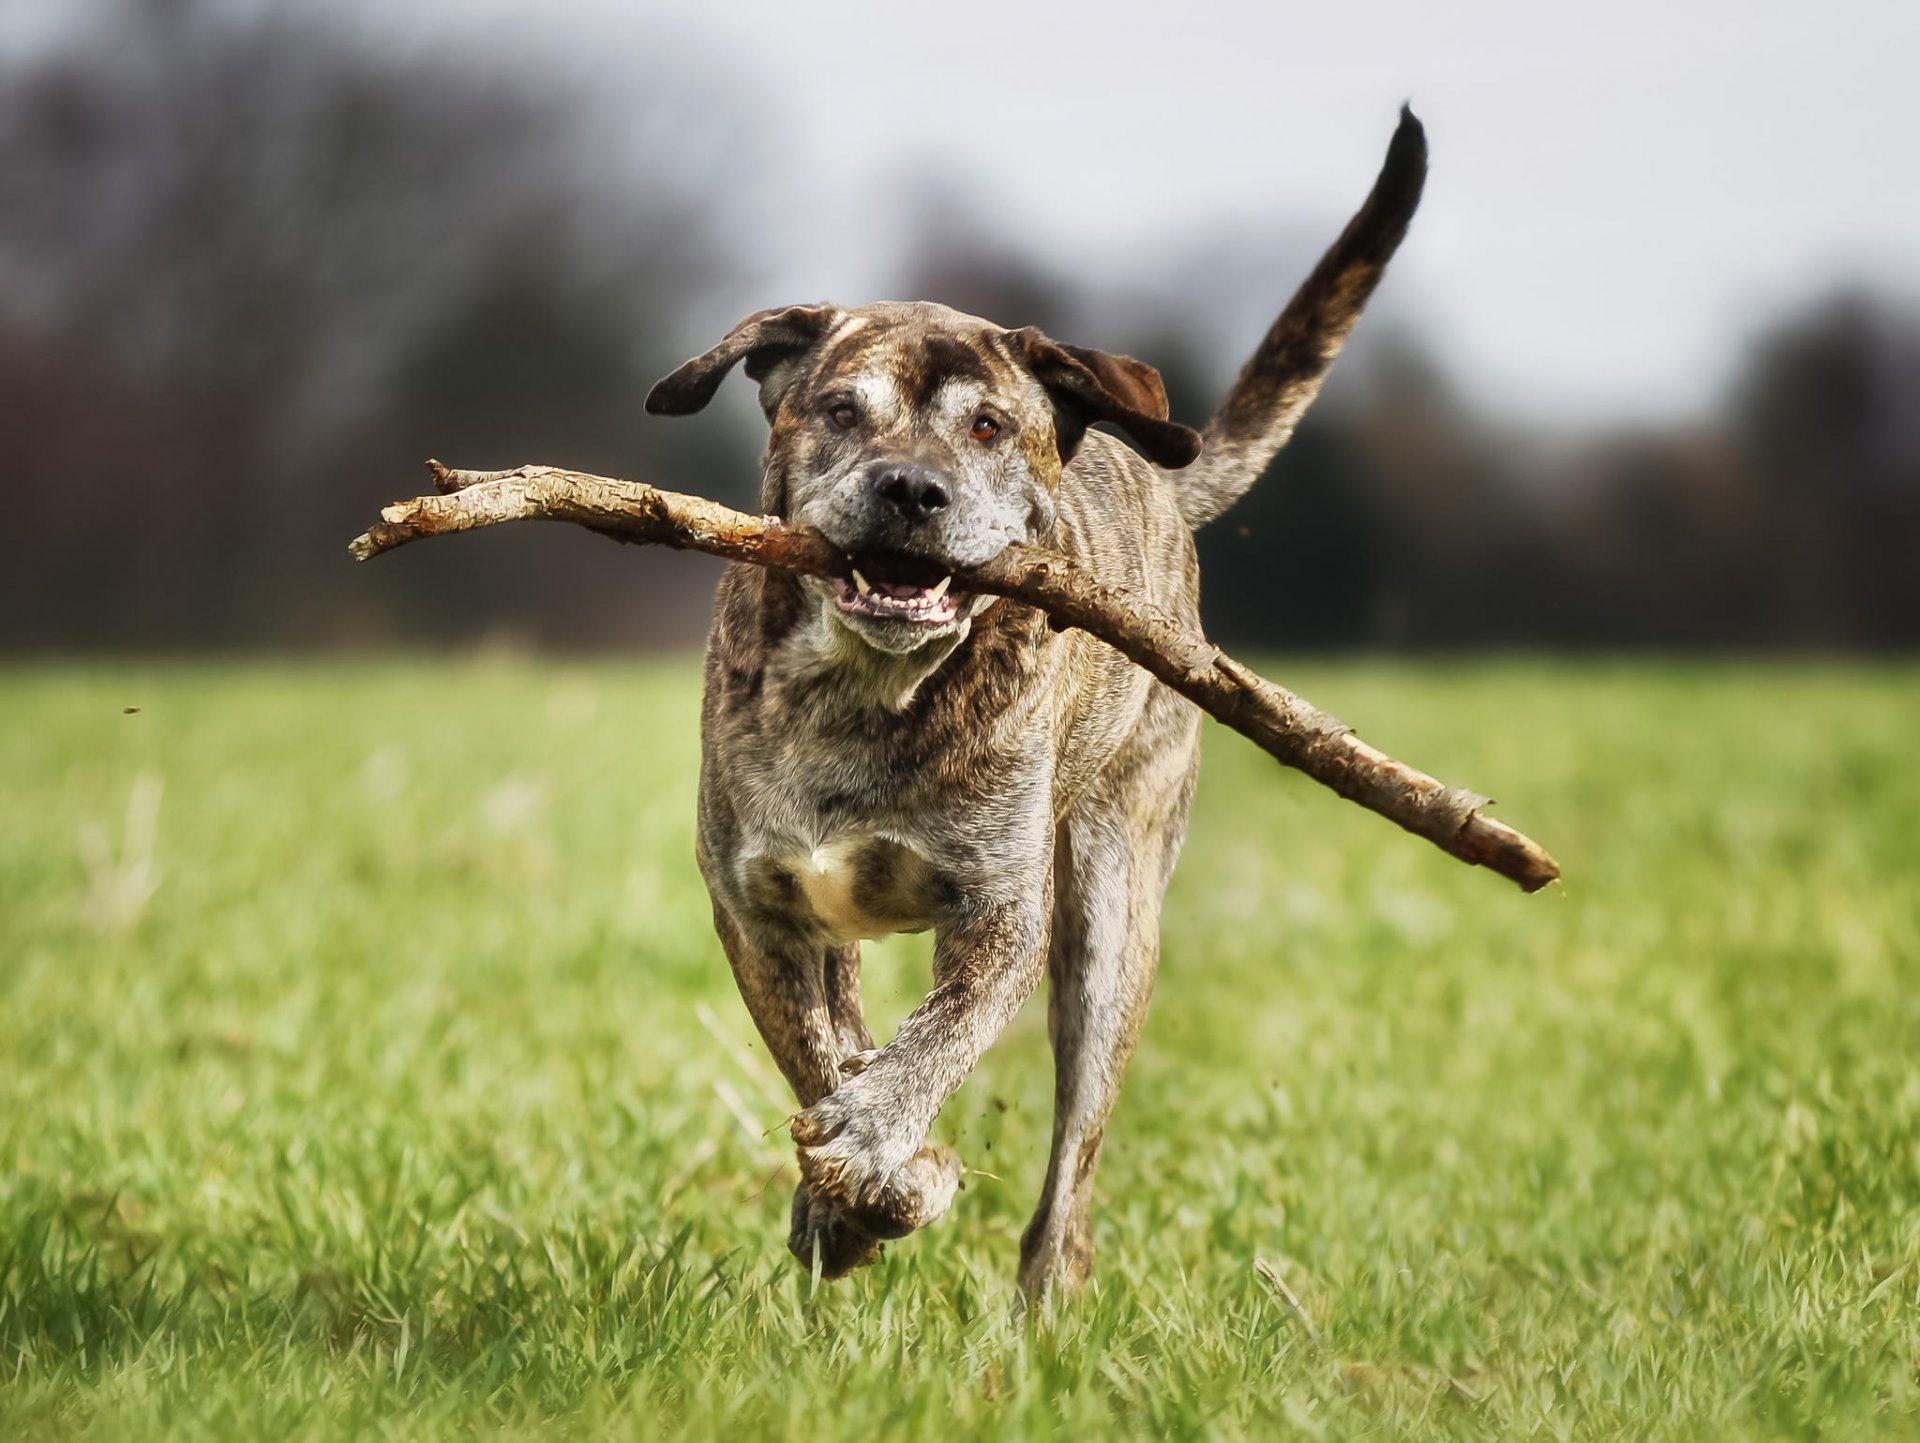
646;110;1427;1301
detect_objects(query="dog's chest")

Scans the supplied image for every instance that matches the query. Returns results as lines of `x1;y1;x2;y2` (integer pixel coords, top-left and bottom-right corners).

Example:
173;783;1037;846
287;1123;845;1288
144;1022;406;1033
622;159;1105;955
734;825;939;944
795;833;932;942
705;610;1022;943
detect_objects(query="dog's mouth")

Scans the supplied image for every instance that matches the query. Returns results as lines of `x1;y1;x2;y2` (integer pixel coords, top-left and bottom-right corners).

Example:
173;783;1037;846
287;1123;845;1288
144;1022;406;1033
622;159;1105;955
829;553;964;627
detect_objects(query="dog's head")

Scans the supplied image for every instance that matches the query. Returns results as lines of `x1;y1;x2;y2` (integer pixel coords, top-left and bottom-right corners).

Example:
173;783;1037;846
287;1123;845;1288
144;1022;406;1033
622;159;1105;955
647;301;1200;655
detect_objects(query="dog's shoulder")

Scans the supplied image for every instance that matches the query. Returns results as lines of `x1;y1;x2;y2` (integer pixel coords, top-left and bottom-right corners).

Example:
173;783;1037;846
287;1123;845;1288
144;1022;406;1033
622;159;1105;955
1054;432;1200;618
701;561;801;723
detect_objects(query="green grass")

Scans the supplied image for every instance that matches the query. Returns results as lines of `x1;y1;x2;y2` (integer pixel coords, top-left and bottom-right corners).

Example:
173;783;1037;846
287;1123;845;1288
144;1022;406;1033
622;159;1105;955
2;658;1917;1441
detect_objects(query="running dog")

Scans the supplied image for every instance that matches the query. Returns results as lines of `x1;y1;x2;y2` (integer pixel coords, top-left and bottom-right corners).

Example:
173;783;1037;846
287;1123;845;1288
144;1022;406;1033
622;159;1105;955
646;108;1427;1300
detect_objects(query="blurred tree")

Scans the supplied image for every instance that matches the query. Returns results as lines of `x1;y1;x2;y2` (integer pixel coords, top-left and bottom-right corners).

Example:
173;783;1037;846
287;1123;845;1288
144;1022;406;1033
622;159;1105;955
4;8;1915;656
0;0;757;648
1193;412;1391;649
1728;291;1920;648
893;190;1082;339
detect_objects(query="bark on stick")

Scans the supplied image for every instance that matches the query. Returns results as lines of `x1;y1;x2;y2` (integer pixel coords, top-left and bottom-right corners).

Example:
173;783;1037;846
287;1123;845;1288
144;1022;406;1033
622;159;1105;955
351;461;1562;892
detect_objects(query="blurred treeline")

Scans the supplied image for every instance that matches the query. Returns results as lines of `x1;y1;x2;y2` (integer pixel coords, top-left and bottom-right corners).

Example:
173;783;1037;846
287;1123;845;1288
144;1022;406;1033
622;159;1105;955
4;0;1916;653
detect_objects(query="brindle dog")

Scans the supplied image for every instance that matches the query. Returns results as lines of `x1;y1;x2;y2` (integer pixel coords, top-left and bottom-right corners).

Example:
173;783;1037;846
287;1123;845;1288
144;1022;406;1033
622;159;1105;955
646;109;1427;1301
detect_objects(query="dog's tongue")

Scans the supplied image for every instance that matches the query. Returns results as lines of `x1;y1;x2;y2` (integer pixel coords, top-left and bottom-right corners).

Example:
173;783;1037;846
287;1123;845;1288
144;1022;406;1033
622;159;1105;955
872;577;935;601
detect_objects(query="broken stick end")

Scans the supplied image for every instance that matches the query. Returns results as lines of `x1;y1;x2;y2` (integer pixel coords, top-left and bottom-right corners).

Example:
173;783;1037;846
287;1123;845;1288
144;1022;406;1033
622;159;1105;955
1459;812;1563;893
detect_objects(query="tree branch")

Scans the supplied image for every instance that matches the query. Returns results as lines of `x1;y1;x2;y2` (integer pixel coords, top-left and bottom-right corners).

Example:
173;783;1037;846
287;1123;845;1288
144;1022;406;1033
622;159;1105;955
351;462;1561;892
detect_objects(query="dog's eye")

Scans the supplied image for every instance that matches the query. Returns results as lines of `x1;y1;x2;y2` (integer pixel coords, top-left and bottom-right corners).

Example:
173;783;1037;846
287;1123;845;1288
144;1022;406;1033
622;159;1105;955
828;403;859;431
969;415;1000;442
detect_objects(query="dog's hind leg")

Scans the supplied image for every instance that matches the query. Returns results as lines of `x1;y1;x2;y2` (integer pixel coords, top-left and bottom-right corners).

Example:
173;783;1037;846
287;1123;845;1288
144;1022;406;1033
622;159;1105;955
1018;695;1200;1304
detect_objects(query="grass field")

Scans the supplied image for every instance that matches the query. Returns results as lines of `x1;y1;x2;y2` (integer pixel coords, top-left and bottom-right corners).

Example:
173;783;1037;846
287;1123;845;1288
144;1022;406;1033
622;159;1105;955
2;659;1917;1440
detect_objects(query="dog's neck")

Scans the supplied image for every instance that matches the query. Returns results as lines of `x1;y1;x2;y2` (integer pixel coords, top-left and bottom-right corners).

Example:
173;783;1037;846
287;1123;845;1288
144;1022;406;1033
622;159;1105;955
780;600;973;713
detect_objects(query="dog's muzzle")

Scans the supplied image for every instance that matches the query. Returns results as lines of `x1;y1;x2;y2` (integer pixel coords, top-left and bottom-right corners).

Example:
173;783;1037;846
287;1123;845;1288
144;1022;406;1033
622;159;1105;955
868;462;950;526
817;462;974;629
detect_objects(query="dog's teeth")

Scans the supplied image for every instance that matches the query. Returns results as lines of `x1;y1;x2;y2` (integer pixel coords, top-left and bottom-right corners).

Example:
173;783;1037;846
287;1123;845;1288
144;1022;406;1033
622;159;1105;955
927;576;952;603
852;569;871;596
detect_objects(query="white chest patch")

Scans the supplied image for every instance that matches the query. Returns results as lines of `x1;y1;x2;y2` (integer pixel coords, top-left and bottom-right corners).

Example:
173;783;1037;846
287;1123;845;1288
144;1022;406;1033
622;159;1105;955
793;837;885;943
768;833;933;944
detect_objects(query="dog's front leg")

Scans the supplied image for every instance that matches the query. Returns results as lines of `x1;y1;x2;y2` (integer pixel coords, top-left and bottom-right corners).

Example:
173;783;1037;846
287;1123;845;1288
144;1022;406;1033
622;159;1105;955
710;905;851;1105
793;887;1051;1238
710;904;900;1275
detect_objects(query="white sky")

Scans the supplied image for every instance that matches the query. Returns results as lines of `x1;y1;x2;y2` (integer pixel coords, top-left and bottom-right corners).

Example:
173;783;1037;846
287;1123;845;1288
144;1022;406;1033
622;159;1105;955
18;0;1920;423
418;0;1920;423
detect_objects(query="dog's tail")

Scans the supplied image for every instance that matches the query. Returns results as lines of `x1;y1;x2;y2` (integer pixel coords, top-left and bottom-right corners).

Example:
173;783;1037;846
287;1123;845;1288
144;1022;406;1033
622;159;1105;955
1178;106;1428;529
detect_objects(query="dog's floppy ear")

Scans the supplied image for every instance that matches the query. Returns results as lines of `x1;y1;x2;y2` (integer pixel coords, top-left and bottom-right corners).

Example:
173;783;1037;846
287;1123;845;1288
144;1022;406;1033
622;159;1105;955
1003;328;1202;470
646;303;844;417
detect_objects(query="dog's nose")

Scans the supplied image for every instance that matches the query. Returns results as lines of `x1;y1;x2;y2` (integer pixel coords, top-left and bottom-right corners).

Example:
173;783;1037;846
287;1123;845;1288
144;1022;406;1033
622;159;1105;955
869;463;950;524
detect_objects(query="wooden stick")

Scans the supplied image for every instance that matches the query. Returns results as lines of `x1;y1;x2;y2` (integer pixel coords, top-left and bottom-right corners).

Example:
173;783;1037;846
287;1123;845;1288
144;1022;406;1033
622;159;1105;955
351;462;1561;892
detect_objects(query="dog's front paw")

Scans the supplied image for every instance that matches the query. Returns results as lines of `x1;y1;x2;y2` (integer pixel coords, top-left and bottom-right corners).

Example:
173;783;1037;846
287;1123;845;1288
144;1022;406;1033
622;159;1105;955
792;1078;960;1240
791;1075;917;1187
787;1176;884;1279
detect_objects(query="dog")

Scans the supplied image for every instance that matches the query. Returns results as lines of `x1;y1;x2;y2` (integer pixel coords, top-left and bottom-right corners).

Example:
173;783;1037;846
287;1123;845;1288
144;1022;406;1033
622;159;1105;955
644;108;1426;1301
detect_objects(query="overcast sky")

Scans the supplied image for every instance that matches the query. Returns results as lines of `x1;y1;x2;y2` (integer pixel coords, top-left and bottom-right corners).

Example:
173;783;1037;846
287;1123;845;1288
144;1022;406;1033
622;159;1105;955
406;0;1920;422
18;0;1920;424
